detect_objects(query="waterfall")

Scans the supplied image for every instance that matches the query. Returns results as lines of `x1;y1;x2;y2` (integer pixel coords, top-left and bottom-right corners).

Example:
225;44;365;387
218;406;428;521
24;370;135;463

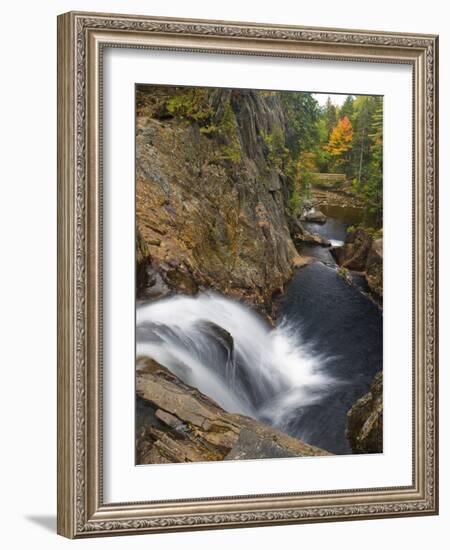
136;292;333;439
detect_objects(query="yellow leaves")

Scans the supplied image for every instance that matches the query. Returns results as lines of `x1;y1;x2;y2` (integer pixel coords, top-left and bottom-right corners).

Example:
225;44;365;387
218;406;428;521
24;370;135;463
297;151;317;172
325;116;354;158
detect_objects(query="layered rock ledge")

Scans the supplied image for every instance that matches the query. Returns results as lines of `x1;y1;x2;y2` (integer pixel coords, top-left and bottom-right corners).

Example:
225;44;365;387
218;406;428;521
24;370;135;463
136;358;331;464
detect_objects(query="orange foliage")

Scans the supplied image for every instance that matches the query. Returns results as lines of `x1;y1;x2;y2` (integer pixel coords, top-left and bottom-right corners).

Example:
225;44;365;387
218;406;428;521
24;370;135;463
325;116;353;159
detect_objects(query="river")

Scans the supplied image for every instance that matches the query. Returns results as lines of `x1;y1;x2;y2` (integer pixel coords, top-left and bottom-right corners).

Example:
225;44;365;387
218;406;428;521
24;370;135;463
284;209;382;453
136;208;382;455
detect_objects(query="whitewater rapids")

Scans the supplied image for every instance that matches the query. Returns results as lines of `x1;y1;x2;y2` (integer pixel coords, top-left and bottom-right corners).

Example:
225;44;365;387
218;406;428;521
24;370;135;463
136;292;334;439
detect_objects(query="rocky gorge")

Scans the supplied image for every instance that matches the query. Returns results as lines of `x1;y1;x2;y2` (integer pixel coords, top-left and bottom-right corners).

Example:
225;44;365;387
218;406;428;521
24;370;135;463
136;86;300;317
135;85;384;463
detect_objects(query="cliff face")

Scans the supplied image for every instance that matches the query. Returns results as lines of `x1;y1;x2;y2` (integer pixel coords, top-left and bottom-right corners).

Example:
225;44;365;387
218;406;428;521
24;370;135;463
136;86;299;314
136;358;330;464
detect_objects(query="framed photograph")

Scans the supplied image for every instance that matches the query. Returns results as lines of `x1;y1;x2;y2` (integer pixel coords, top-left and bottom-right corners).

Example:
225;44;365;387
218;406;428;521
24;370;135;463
57;11;439;538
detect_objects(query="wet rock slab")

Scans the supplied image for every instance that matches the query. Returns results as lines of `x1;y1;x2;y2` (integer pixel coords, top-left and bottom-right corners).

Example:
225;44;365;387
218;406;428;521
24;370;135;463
136;358;331;464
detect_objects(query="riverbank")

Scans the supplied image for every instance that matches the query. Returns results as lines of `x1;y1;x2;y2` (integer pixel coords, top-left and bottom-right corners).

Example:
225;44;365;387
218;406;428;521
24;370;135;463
312;182;365;211
332;228;383;302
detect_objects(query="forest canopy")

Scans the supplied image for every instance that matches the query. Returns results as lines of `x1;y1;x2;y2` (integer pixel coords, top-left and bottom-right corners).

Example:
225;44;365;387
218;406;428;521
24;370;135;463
279;92;383;227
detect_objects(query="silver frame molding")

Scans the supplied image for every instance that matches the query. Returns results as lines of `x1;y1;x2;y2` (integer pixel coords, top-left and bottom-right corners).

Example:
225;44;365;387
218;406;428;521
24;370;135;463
57;11;439;538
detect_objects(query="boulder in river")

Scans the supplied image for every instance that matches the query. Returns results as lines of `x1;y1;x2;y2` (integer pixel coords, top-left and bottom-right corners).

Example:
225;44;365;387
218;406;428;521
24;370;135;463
136;358;331;463
300;209;327;224
290;218;330;247
333;228;373;271
293;230;330;247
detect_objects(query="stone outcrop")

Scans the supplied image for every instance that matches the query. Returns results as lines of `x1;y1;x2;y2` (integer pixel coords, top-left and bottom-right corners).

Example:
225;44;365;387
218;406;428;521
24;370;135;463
136;86;300;315
136;358;331;464
293;231;330;247
333;228;383;299
300;209;327;224
290;218;330;247
333;228;373;271
346;372;383;454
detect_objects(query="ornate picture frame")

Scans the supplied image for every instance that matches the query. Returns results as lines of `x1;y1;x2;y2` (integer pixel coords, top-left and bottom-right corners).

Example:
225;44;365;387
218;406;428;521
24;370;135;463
57;11;438;538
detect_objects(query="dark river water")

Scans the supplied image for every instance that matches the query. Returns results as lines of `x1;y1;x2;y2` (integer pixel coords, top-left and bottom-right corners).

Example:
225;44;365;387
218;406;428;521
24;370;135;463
277;208;382;454
278;263;382;454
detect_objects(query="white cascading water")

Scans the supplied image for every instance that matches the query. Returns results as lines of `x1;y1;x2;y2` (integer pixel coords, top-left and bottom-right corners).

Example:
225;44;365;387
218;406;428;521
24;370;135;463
136;292;333;438
329;238;344;247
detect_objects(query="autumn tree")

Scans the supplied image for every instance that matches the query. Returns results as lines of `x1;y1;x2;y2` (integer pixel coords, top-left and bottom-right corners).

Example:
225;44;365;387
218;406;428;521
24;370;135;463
325;116;354;172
